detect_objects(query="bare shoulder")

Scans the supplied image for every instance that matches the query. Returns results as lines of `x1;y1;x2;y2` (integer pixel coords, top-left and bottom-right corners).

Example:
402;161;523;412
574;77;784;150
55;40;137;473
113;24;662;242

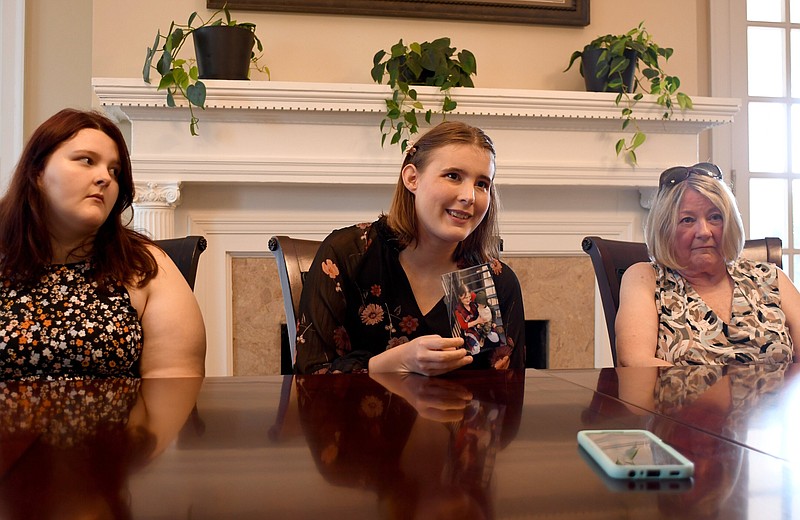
127;243;190;314
620;261;656;288
145;243;188;287
776;266;800;304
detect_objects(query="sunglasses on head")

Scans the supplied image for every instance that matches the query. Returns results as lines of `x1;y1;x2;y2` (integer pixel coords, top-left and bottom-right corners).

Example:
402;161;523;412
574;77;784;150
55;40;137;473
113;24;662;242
658;162;723;191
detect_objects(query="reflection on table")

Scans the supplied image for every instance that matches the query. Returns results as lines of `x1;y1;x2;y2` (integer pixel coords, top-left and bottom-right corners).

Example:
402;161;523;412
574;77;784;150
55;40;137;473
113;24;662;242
2;369;799;519
297;370;524;519
0;377;202;519
555;364;800;462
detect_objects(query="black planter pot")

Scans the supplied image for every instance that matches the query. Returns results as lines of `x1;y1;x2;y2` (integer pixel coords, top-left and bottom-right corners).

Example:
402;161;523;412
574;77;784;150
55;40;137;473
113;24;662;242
581;46;637;93
193;25;255;80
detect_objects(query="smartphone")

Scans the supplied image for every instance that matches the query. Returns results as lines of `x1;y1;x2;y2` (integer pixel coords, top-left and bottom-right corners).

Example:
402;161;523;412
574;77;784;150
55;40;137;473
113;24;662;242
577;445;694;493
577;429;694;480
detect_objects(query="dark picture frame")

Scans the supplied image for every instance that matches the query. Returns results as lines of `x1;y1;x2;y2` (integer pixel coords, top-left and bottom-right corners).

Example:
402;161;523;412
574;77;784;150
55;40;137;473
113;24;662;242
207;0;590;26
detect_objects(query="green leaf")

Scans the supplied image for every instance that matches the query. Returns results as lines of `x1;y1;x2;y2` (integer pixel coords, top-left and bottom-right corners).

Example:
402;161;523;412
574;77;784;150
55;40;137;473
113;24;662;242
642;68;659;79
172;67;189;88
167;27;184;54
677;92;693;110
186;81;206;108
615;139;625;155
391;40;407;58
425;109;432;124
142;31;162;83
166;90;176;107
442;98;457;112
370;59;386;83
156;52;173;76
631;131;646;148
564;50;583;72
458;49;477;75
157;73;175;91
608;57;629;76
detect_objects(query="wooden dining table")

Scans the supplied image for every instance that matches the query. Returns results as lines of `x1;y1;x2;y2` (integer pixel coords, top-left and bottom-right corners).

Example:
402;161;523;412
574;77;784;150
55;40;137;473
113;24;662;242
1;366;798;519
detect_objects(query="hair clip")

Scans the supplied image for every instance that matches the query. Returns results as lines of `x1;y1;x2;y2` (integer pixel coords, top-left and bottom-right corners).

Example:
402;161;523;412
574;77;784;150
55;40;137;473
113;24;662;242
404;142;417;156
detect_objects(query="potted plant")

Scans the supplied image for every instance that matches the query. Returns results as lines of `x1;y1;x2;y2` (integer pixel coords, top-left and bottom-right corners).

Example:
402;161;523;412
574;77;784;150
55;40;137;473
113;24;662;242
371;38;477;152
142;3;269;135
564;22;693;164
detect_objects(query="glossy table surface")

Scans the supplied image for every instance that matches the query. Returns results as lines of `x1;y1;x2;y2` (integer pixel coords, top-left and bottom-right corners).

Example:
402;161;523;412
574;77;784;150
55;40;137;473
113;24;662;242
1;367;798;519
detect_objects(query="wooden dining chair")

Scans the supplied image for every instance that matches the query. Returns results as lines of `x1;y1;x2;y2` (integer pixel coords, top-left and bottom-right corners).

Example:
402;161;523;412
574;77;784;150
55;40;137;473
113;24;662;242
268;236;322;373
582;235;782;366
154;235;208;290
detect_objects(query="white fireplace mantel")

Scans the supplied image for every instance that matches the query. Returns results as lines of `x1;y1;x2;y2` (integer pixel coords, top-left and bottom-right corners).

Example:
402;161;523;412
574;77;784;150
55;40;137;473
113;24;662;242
93;78;740;189
92;78;741;375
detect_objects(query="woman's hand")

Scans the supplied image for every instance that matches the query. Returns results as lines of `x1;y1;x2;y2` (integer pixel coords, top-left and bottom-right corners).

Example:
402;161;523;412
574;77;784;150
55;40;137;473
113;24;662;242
368;335;473;376
370;371;473;422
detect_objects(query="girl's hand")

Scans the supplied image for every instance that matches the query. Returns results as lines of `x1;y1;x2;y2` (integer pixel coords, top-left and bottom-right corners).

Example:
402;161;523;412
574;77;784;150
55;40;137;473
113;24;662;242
369;335;473;376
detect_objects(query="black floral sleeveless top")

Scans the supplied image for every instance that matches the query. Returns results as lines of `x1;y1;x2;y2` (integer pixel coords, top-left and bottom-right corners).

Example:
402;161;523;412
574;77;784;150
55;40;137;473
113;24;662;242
0;262;143;379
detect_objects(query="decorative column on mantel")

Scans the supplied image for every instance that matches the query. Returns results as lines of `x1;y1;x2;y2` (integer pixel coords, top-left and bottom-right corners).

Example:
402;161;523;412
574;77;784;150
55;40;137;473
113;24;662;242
132;181;181;240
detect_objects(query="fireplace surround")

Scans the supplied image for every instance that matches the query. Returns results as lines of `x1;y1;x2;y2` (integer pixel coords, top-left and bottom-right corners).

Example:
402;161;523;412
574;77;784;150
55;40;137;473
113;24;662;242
92;78;739;375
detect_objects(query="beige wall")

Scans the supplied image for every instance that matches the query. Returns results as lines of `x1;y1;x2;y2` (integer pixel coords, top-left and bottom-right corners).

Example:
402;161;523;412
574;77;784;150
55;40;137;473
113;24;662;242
22;0;709;133
23;0;92;137
89;0;706;91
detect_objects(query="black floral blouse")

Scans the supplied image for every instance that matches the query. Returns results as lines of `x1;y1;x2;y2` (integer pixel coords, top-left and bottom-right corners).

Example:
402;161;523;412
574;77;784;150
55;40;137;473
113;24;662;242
295;217;525;373
0;262;143;380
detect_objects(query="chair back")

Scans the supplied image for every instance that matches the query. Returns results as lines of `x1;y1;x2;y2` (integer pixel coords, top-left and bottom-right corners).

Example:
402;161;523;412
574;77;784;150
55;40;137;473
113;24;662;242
268;236;322;371
581;236;782;366
154;236;208;290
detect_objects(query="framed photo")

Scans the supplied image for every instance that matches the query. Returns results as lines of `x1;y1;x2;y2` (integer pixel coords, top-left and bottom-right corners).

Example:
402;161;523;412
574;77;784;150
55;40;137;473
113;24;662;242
207;0;590;26
442;264;507;356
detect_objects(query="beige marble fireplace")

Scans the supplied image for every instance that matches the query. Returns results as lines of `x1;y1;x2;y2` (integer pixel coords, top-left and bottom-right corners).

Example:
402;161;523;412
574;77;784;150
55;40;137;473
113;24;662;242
92;78;739;375
231;255;595;375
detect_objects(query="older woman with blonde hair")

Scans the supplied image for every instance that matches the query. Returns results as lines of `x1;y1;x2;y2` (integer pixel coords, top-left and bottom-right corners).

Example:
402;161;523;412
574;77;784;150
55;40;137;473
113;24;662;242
616;162;800;366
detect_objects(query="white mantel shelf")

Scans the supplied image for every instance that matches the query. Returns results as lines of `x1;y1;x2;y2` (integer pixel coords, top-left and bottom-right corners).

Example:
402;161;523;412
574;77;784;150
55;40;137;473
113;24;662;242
94;78;737;132
93;78;740;189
